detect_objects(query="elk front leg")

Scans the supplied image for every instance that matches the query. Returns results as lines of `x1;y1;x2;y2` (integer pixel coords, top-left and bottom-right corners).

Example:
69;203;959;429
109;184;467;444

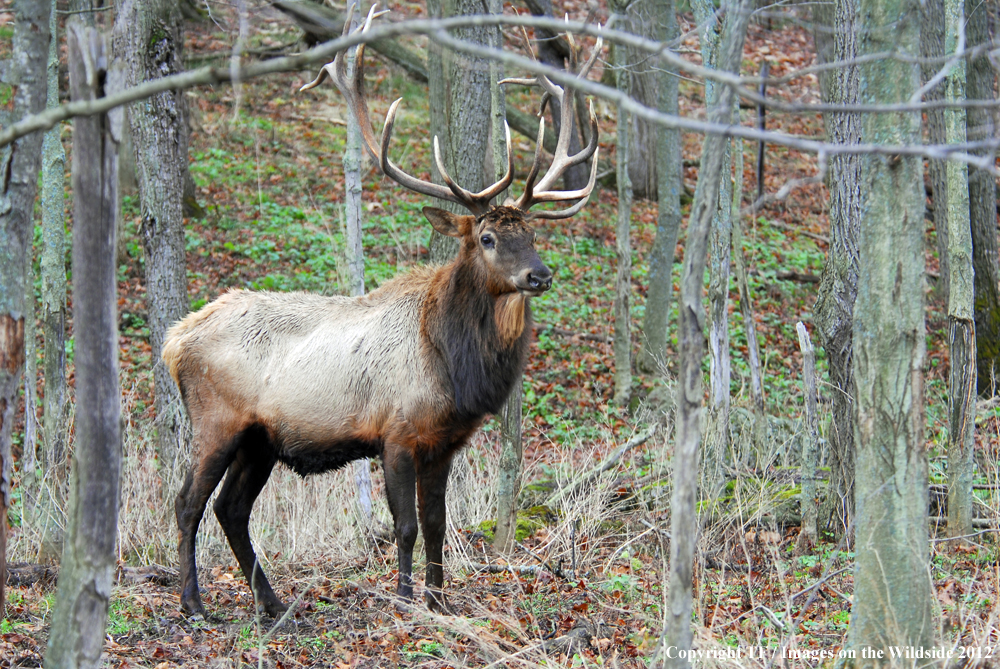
382;448;418;602
213;438;284;617
417;455;453;613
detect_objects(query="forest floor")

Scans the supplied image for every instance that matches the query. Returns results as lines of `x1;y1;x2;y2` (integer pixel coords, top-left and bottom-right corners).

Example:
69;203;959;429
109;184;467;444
2;1;1000;668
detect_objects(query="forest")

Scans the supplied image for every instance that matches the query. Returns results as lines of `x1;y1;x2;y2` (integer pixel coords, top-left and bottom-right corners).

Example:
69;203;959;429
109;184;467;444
0;0;999;666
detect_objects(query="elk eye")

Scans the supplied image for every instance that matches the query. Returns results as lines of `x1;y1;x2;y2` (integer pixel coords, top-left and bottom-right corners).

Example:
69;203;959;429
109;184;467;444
480;235;495;248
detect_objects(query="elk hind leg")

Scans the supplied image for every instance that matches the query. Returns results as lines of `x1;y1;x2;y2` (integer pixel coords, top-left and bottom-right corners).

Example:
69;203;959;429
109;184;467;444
213;430;283;617
417;455;453;613
382;448;418;602
176;436;238;617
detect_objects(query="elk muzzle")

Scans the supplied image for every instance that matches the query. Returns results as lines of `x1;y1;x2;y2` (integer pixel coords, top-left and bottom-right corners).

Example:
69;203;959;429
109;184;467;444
515;264;553;296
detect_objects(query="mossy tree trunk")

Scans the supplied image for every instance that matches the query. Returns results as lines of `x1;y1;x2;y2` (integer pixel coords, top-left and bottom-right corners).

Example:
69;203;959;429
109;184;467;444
843;0;935;653
0;0;49;617
943;0;975;540
965;0;1000;394
920;0;949;301
113;0;191;488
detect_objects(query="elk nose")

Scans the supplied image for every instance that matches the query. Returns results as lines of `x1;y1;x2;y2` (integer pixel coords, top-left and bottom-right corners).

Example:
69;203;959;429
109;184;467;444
527;266;553;292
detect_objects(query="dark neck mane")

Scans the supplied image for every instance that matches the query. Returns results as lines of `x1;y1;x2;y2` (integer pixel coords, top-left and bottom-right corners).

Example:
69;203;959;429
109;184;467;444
427;252;532;421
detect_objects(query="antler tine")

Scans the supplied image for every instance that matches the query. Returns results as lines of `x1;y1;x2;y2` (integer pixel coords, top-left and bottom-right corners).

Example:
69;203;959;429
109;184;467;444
517;117;547;209
432;126;514;215
379;99;468;208
528;147;600;220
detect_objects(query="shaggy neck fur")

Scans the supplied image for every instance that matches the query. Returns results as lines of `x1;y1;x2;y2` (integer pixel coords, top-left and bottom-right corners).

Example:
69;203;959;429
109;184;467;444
424;241;532;421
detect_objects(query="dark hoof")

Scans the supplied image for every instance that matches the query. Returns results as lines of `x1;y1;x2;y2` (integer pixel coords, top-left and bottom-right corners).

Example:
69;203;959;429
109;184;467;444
259;598;289;619
181;599;207;620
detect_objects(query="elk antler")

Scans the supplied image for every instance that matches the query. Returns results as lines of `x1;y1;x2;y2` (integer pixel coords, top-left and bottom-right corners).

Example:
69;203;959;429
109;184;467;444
500;26;602;219
300;5;513;217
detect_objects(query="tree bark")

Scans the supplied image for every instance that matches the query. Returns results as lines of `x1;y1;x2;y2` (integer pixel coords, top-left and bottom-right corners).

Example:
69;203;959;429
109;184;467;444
943;0;975;540
693;0;734;490
39;0;68;561
45;23;121;669
843;0;935;653
0;0;49;617
490;0;523;554
611;0;633;407
637;0;681;375
662;0;751;662
814;0;861;541
965;0;1000;394
921;0;949;301
113;0;191;484
342;0;373;529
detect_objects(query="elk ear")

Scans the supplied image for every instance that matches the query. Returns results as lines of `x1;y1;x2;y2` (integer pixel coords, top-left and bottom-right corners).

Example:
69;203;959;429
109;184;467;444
424;207;473;238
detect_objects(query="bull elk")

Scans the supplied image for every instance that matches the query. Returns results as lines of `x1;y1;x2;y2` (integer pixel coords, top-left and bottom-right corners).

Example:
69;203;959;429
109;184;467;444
164;7;601;617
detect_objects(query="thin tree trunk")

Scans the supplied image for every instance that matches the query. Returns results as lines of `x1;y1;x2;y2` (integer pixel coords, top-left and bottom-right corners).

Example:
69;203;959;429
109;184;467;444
490;0;523;554
426;0;448;187
611;0;633;407
637;0;681;376
795;322;819;551
844;0;934;652
0;0;49;617
965;0;1000;394
921;0;949;301
814;0;861;541
943;0;975;540
662;0;751;662
731;141;764;417
45;24;121;669
342;0;373;528
23;236;38;525
39;0;68;562
113;0;190;489
693;0;733;477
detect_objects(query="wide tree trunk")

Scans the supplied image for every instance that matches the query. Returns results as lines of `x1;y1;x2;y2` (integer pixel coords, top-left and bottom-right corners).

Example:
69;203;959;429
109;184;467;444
636;0;681;376
428;0;492;264
843;0;935;653
113;0;191;484
965;0;1000;394
662;0;751;662
0;0;49;617
814;0;861;541
38;0;68;562
45;24;121;669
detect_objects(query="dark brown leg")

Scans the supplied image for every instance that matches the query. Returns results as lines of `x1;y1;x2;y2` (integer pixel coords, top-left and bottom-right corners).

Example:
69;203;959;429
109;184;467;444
382;448;418;601
176;438;237;617
417;455;453;613
213;433;283;617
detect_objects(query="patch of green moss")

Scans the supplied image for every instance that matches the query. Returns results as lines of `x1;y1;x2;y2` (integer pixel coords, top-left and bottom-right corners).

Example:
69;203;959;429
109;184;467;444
475;506;560;542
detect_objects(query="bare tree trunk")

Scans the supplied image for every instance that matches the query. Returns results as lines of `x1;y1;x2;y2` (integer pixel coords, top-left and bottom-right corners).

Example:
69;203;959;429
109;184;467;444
38;0;68;562
844;0;935;652
23;233;38;526
490;0;523;554
814;0;860;541
342;0;373;528
921;0;949;301
45;24;121;669
731;141;764;418
0;0;49;617
611;0;633;407
427;0;449;187
795;322;819;551
943;0;975;540
113;0;190;488
637;0;681;375
662;0;751;662
965;0;1000;394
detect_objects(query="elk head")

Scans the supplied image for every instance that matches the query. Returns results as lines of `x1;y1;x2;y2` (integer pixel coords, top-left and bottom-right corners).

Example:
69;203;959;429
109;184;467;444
300;6;602;301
